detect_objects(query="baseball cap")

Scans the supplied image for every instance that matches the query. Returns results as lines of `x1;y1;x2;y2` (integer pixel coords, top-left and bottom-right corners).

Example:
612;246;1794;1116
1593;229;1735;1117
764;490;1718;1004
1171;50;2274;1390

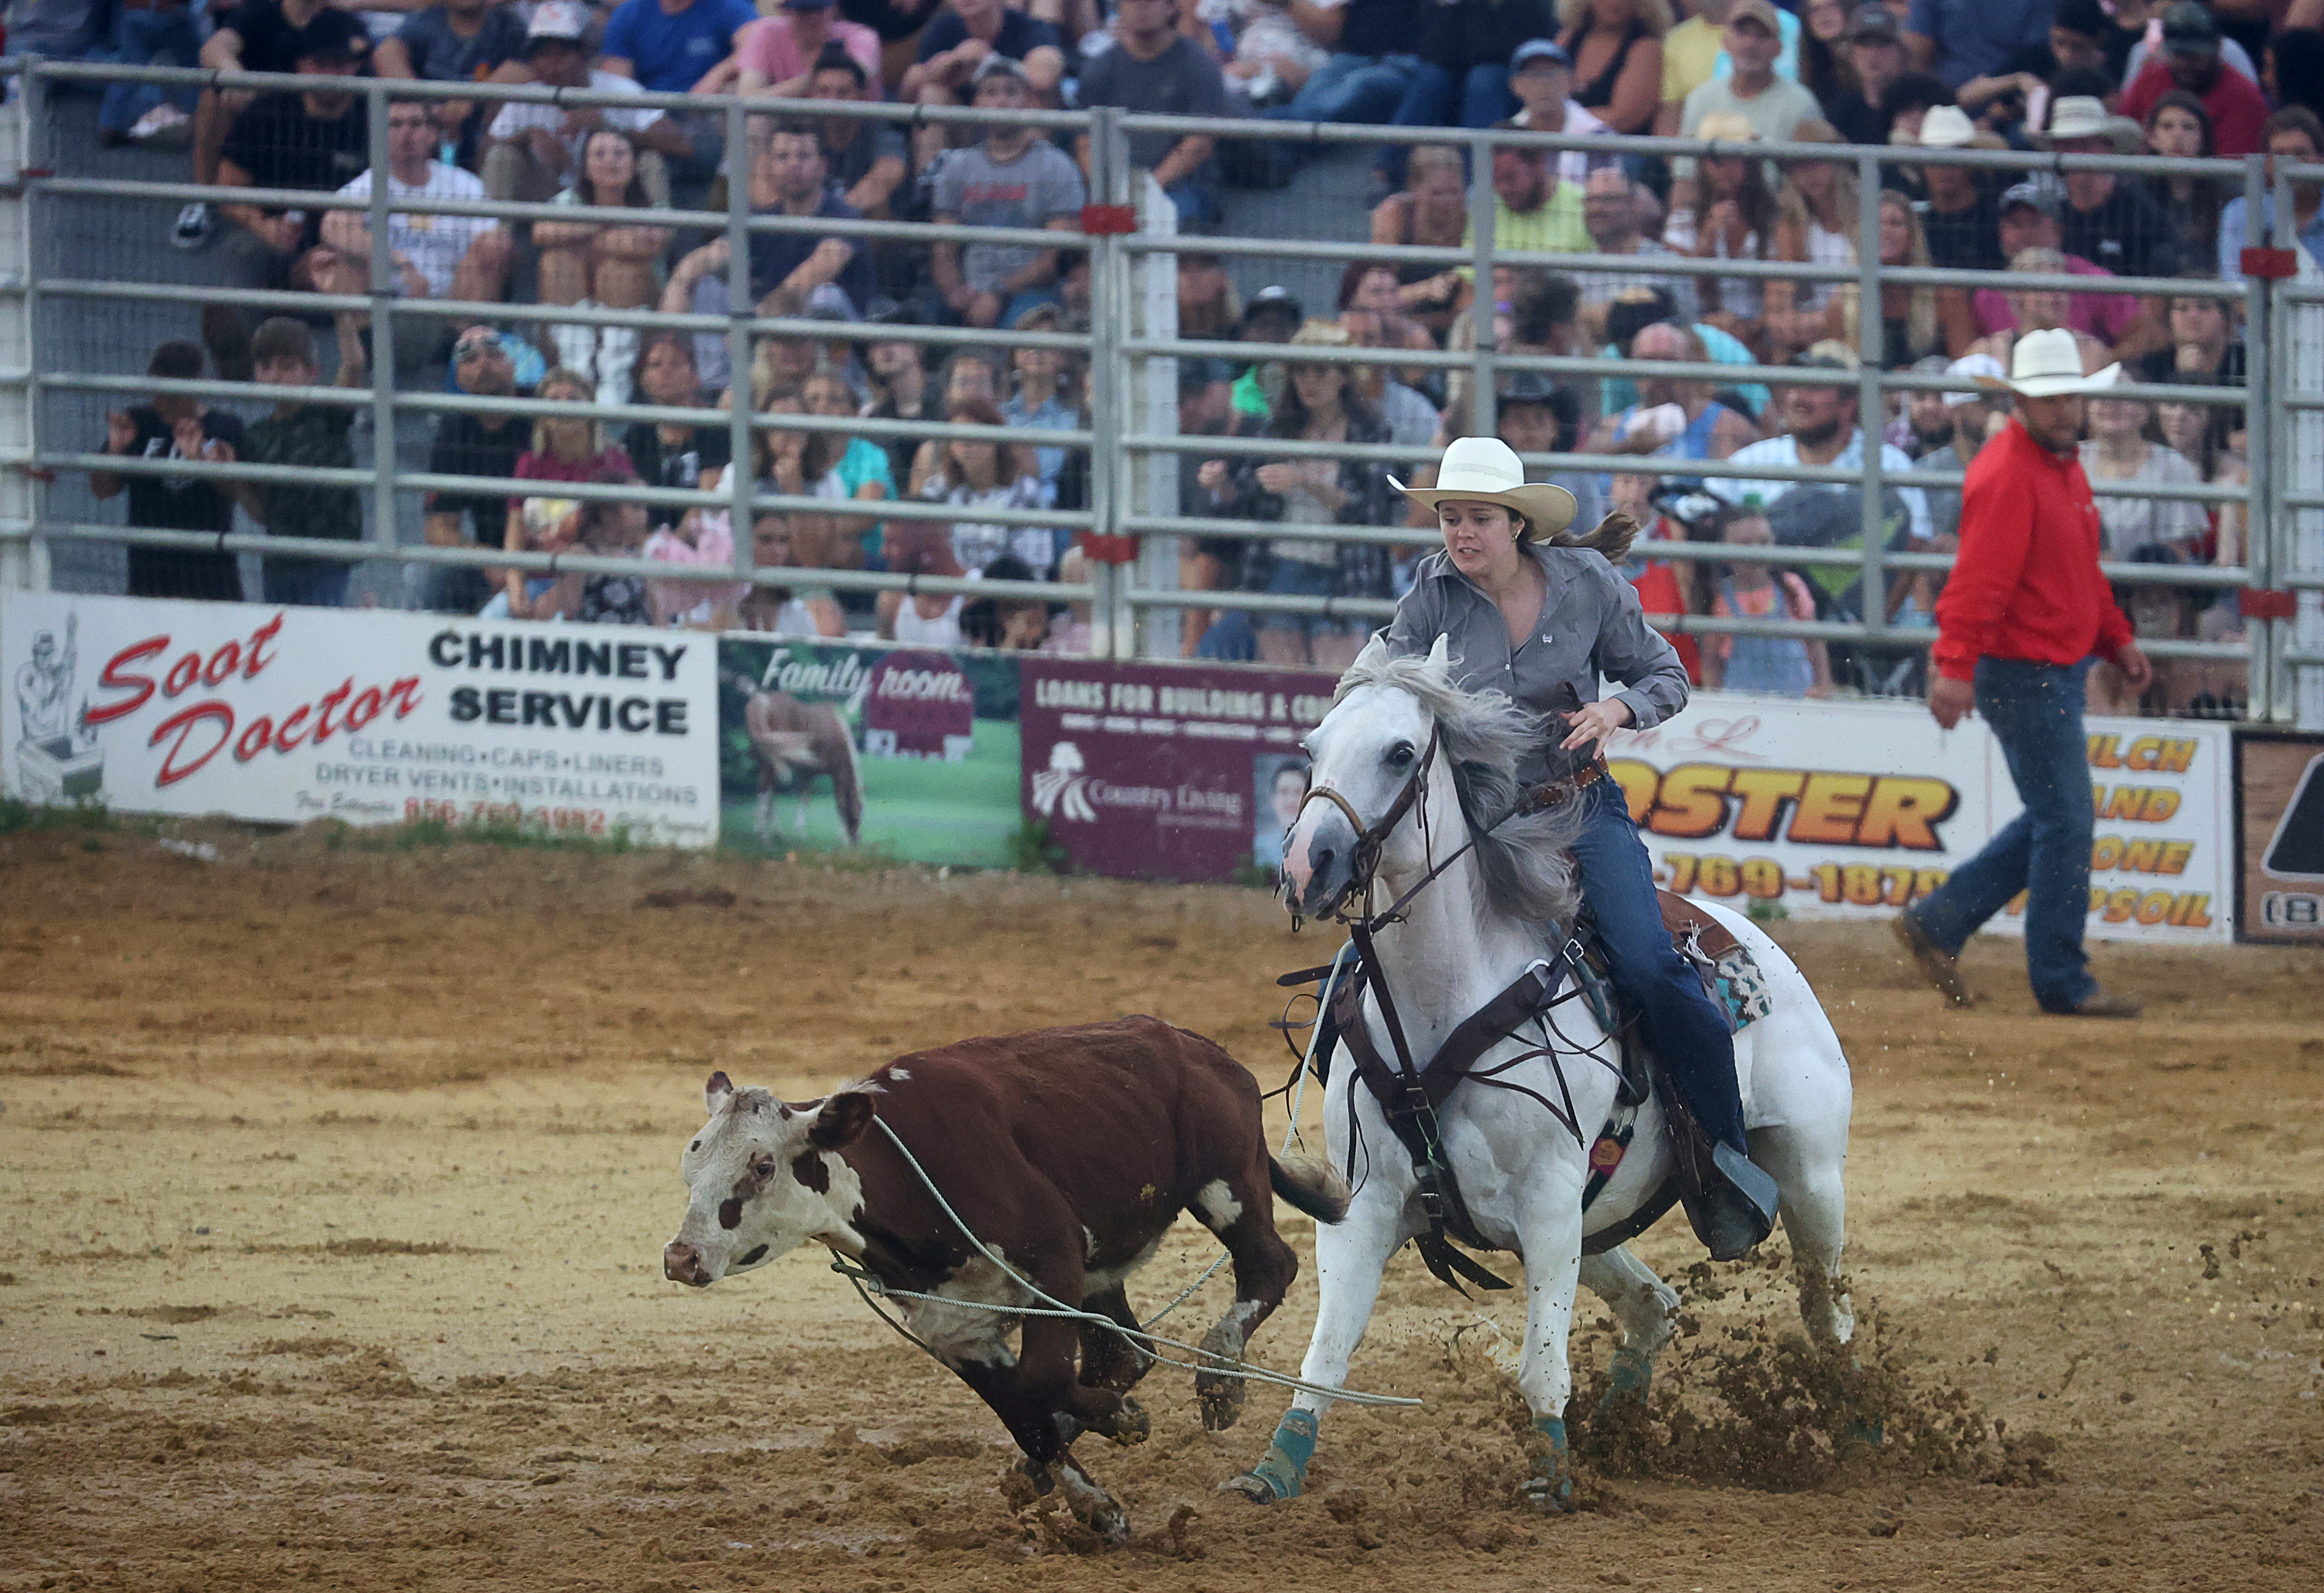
1726;0;1781;33
2160;1;2220;56
1240;285;1304;327
1510;39;1574;73
526;1;591;48
1942;353;2007;404
1999;174;2066;217
972;53;1030;85
295;10;372;63
1499;370;1562;406
1847;4;1902;43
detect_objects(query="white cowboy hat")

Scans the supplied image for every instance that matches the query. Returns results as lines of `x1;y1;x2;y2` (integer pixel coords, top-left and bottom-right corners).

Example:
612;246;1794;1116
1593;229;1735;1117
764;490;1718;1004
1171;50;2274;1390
1916;103;1977;149
1973;327;2122;398
1390;436;1578;539
2033;95;2143;155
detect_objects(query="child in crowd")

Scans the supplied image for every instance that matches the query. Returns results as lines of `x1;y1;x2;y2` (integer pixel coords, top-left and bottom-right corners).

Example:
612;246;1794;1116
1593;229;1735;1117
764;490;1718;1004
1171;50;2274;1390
223;315;367;608
1704;505;1830;698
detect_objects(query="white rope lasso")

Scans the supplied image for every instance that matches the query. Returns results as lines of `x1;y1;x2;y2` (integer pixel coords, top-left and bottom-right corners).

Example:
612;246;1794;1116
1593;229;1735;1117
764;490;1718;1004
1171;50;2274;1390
831;968;1419;1410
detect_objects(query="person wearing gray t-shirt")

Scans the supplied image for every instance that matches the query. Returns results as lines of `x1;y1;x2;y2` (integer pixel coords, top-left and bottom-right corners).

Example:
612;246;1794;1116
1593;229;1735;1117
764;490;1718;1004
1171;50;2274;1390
929;57;1088;329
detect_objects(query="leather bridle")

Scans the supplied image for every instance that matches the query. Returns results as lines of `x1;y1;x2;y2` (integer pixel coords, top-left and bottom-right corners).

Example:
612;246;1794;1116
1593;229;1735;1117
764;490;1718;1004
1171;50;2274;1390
1293;721;1489;935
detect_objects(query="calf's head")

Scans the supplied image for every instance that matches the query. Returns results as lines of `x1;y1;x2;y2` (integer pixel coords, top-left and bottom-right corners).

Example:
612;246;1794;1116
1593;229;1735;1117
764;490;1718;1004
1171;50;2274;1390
663;1070;874;1287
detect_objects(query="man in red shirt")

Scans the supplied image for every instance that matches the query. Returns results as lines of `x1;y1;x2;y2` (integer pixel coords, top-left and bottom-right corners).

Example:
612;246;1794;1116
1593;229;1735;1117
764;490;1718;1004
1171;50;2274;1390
2120;3;2268;158
1894;328;2149;1019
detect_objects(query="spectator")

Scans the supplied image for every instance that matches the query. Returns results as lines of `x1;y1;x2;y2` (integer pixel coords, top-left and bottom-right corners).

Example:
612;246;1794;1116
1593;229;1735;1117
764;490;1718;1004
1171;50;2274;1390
1709;344;1932;548
179;0;335;250
2271;26;2324;126
2143;91;2222;275
570;483;657;627
1041;545;1095;655
375;0;531;170
1228;285;1305;421
503;367;635;619
529;128;674;406
1969;178;2145;353
746;389;859;633
483;4;686;206
1591;281;1769;420
645;467;745;629
1823;6;1908;149
864;314;944;484
2155;374;2249;716
1795;0;1855;109
1213;0;1333;111
733;0;883;96
2081;386;2206;715
930;57;1087;329
1586;319;1759;462
1951;0;2111;122
1076;0;1237;226
1915;105;2005;276
421;326;529;613
2121;3;2269;159
91;341;248;603
1664;111;1778;349
1255;0;1419;134
1475;131;1590;259
1558;0;1668;136
1905;0;2052;93
1507;39;1614;189
904;346;1008;494
599;0;757;189
1876;71;1952;161
316;100;516;376
1912;352;2007;543
2040;96;2178;285
959;554;1051;648
1379;0;1558;186
1495;370;1603;532
95;0;203;151
2134;285;2245;452
1002;304;1083;510
200;13;373;382
664;122;876;322
837;0;950;92
1971;246;2119;372
2217;108;2324;283
915;396;1049;576
1575;166;1696;341
873;487;968;641
902;0;1066;171
223;315;369;609
1702;503;1832;696
1198;320;1393;670
1372;147;1472;339
1672;0;1817;212
737;511;819;637
798;46;910;218
799;368;896;565
1336;308;1440;452
624;332;733;536
1337;261;1443;396
1857;189;1957;368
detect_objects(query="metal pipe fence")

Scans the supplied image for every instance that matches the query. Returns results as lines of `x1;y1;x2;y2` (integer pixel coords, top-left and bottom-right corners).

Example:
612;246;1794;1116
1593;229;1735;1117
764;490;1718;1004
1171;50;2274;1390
0;59;2309;721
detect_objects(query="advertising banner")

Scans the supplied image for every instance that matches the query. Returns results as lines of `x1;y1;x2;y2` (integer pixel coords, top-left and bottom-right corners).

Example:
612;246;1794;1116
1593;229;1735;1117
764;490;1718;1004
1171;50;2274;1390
2;591;720;844
716;637;1023;866
1018;657;1337;879
2234;731;2324;943
1606;696;2233;945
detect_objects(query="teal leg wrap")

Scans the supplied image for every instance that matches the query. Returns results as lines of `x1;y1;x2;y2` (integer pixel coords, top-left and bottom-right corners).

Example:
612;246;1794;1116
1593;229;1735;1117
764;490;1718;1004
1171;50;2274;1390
1240;1409;1319;1501
1606;1344;1653;1401
1525;1415;1575;1510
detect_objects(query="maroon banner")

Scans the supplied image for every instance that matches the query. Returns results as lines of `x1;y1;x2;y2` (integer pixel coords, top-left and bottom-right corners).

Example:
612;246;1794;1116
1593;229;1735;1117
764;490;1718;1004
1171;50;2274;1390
1019;658;1340;880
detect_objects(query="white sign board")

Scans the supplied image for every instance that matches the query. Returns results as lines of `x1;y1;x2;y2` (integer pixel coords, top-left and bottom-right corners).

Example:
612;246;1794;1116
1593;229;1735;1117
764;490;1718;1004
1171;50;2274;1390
3;591;720;847
1607;689;2232;944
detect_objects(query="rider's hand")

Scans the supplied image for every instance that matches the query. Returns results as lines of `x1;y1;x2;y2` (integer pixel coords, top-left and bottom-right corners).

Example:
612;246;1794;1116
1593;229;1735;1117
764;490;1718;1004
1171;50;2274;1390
1560;698;1633;757
1927;674;1974;729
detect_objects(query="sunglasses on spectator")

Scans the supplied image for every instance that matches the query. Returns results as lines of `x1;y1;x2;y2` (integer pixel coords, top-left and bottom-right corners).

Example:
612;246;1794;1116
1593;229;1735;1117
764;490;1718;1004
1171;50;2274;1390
455;335;508;362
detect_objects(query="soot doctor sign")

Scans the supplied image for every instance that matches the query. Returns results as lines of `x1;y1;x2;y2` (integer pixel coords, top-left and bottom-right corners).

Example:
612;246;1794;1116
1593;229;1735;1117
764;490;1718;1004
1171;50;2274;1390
0;593;719;845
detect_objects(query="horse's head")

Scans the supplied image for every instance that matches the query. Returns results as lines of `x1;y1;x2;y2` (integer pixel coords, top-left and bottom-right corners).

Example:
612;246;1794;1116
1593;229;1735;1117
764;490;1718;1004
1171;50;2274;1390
1281;634;1462;922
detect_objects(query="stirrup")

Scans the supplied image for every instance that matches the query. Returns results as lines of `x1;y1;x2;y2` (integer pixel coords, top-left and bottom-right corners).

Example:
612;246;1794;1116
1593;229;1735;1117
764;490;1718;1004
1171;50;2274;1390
1702;1143;1780;1260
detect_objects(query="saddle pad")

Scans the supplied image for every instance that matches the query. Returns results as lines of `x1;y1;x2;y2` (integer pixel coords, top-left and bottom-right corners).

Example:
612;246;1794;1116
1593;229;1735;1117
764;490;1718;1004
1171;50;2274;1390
1578;901;1771;1035
1657;889;1741;960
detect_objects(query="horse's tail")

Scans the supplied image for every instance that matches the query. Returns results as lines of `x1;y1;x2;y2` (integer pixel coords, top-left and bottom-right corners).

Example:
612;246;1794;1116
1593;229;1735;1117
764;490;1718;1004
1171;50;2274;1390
1546;511;1640;565
1269;1154;1351;1225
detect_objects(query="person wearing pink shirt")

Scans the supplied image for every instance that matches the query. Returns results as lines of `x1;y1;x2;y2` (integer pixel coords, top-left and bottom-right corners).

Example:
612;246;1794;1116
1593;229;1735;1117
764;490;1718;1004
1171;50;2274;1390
645;466;748;628
731;0;884;98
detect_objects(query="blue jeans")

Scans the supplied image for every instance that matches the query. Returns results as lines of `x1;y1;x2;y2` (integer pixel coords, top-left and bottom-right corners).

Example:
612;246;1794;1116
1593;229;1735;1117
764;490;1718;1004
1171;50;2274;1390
1379;62;1514;185
1907;658;2097;1011
262;560;352;609
1262;53;1418;126
99;7;203;133
1570;776;1746;1150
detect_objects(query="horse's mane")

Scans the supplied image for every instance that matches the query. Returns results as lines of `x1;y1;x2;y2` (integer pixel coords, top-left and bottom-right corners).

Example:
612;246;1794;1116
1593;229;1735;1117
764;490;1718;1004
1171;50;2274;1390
1333;651;1584;932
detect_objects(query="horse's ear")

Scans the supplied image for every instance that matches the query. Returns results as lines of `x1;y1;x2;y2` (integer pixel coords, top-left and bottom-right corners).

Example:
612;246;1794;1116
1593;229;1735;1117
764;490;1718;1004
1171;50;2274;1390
1349;631;1390;677
1425;634;1454;674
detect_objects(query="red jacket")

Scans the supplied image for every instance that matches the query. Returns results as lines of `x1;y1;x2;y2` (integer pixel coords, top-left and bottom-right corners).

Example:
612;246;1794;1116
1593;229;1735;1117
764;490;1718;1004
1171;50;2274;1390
2122;59;2269;158
1932;418;2131;684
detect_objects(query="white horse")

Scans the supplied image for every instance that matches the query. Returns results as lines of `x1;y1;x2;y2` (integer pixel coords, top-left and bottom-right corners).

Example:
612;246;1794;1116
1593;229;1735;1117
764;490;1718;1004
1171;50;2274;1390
1231;635;1855;1506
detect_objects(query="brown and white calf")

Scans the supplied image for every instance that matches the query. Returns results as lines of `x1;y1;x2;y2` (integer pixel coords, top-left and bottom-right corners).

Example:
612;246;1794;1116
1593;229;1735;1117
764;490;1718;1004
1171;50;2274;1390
663;1016;1346;1544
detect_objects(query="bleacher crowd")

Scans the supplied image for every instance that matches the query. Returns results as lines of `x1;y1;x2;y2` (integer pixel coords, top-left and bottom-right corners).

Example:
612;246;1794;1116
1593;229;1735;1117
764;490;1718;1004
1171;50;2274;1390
23;0;2322;712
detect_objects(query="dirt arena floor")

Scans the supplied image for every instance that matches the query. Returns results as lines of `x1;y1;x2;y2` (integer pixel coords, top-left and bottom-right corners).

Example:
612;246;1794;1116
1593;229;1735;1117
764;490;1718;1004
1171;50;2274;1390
4;821;2322;1592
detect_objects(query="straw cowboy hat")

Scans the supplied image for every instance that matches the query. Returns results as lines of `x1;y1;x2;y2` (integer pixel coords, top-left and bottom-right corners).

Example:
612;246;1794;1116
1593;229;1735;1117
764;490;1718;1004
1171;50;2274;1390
1973;327;2122;398
2033;95;2144;155
1391;436;1579;539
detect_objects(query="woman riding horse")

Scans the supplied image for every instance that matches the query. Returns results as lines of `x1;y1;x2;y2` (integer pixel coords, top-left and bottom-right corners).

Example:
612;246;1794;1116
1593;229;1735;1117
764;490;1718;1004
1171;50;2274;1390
1381;435;1778;1259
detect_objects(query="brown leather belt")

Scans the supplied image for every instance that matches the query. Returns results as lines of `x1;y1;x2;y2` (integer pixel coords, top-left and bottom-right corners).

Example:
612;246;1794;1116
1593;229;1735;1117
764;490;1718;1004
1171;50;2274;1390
1522;759;1609;813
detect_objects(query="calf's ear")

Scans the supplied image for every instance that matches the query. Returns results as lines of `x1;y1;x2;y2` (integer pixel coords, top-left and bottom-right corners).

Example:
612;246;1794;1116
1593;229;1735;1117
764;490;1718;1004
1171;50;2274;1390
705;1070;735;1117
808;1089;877;1151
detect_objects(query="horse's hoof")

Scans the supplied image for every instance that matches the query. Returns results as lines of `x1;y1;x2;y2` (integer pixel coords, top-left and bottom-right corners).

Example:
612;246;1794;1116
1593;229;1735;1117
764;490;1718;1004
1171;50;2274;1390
1102;1397;1152;1447
1225;1409;1316;1502
1523;1415;1576;1513
1196;1369;1248;1432
1222;1469;1287;1504
1600;1343;1653;1411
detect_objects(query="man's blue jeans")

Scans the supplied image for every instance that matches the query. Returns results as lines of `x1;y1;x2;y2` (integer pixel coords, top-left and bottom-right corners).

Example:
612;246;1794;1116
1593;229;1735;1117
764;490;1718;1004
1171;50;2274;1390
1907;658;2097;1011
262;560;353;609
1379;62;1514;185
1569;776;1746;1151
99;8;203;134
1262;53;1418;126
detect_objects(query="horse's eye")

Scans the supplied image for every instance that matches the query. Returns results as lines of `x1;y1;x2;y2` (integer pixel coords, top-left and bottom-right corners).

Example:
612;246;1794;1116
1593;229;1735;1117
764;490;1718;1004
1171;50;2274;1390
1385;743;1415;770
688;1140;700;1152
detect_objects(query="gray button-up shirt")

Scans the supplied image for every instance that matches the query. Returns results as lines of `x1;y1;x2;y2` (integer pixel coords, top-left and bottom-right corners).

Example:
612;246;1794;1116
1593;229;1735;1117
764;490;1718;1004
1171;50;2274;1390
1384;542;1691;787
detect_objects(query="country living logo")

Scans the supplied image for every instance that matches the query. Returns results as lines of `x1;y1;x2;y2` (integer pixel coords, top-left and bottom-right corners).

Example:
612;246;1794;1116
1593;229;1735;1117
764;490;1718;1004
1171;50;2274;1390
1031;741;1097;823
1029;740;1245;829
